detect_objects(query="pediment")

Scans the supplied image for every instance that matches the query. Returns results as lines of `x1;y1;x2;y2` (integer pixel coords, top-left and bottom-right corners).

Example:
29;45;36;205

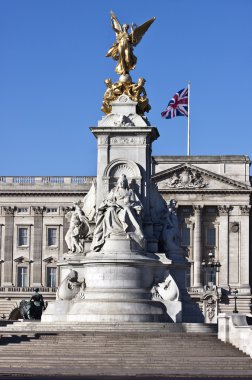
43;256;57;264
14;256;33;263
152;163;250;191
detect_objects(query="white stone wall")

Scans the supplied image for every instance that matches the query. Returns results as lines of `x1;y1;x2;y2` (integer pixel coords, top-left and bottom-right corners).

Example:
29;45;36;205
152;155;252;299
0;176;94;289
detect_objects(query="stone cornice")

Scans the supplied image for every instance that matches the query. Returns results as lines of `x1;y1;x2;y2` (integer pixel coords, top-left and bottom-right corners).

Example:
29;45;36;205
90;126;159;143
157;189;251;194
152;155;250;164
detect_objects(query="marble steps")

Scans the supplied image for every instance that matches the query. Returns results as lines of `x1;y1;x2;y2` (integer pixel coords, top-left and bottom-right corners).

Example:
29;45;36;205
0;321;218;333
0;331;252;377
0;299;19;316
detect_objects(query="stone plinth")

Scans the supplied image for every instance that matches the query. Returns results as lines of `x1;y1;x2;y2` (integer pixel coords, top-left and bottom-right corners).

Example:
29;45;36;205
42;238;170;322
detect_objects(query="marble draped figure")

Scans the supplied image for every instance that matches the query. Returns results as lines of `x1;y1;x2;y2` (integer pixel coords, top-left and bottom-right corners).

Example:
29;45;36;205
91;174;144;251
65;202;90;253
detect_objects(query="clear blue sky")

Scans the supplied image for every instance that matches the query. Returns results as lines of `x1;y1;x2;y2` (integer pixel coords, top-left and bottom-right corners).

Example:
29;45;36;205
0;0;251;176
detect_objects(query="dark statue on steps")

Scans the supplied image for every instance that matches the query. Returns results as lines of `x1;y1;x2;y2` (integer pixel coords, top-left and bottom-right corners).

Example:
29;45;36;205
19;288;46;320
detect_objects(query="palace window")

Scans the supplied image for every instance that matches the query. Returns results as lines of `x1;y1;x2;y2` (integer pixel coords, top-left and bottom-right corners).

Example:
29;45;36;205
47;227;57;246
17;208;29;213
206;227;216;246
206;207;217;214
18;227;28;246
181;226;190;246
46;267;57;287
181;207;191;214
204;270;216;285
17;266;28;287
46;208;58;213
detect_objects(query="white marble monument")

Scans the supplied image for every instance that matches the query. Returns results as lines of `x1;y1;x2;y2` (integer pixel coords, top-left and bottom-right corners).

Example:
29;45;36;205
42;12;193;323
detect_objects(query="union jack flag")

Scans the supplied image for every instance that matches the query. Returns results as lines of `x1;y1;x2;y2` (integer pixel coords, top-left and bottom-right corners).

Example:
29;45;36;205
161;87;188;119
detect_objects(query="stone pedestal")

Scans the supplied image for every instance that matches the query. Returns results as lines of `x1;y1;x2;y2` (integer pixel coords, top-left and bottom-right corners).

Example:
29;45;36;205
43;235;169;322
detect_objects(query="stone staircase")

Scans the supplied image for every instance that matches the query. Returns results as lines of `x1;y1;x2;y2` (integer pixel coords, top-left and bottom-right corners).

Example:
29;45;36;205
0;299;19;318
0;322;252;377
219;297;252;315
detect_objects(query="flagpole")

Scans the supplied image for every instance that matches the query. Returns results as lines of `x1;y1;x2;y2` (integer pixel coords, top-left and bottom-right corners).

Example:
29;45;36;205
187;81;191;156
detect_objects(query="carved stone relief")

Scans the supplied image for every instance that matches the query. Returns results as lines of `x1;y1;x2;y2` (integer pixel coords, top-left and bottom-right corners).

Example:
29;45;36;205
3;207;15;216
230;222;239;233
240;205;251;215
33;206;44;215
110;136;146;145
113;115;135;127
205;297;216;322
201;284;220;323
160;168;208;189
218;205;231;215
56;270;85;301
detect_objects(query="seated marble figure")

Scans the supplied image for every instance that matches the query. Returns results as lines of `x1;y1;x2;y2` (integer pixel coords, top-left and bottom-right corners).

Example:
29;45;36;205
91;174;144;251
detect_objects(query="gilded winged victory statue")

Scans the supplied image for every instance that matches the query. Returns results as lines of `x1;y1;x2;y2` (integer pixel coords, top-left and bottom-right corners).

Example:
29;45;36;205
106;11;156;76
102;12;155;115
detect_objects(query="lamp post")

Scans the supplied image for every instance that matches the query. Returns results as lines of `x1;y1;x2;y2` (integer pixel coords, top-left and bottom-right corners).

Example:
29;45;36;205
231;288;239;314
201;252;221;287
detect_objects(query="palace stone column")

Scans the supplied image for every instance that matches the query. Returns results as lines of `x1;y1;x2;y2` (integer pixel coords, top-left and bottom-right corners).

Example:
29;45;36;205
193;205;203;288
3;207;15;286
239;205;251;294
218;205;230;288
32;206;43;286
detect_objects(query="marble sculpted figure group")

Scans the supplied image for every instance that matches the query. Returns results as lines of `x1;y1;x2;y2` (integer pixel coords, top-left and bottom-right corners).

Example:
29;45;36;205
91;174;144;251
61;9;185;268
64;173;184;259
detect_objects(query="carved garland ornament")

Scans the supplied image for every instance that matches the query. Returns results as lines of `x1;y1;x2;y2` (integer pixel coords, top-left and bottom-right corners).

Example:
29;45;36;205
206;297;216;322
240;205;251;215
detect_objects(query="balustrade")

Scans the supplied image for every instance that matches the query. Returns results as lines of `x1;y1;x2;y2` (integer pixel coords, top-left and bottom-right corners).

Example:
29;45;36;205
0;176;95;185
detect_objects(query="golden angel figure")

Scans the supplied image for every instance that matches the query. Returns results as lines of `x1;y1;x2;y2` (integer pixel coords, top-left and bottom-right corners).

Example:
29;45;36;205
106;11;156;76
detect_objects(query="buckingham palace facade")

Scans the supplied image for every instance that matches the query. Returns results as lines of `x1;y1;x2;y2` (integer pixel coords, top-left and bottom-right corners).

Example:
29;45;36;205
0;155;251;318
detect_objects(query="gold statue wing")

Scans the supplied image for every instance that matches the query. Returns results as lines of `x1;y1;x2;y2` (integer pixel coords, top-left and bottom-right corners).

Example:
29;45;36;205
130;17;156;47
106;11;122;59
110;11;122;35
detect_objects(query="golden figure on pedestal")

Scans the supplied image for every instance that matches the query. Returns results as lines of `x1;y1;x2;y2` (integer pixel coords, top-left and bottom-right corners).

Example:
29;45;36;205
102;12;155;115
101;77;151;115
106;11;156;76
